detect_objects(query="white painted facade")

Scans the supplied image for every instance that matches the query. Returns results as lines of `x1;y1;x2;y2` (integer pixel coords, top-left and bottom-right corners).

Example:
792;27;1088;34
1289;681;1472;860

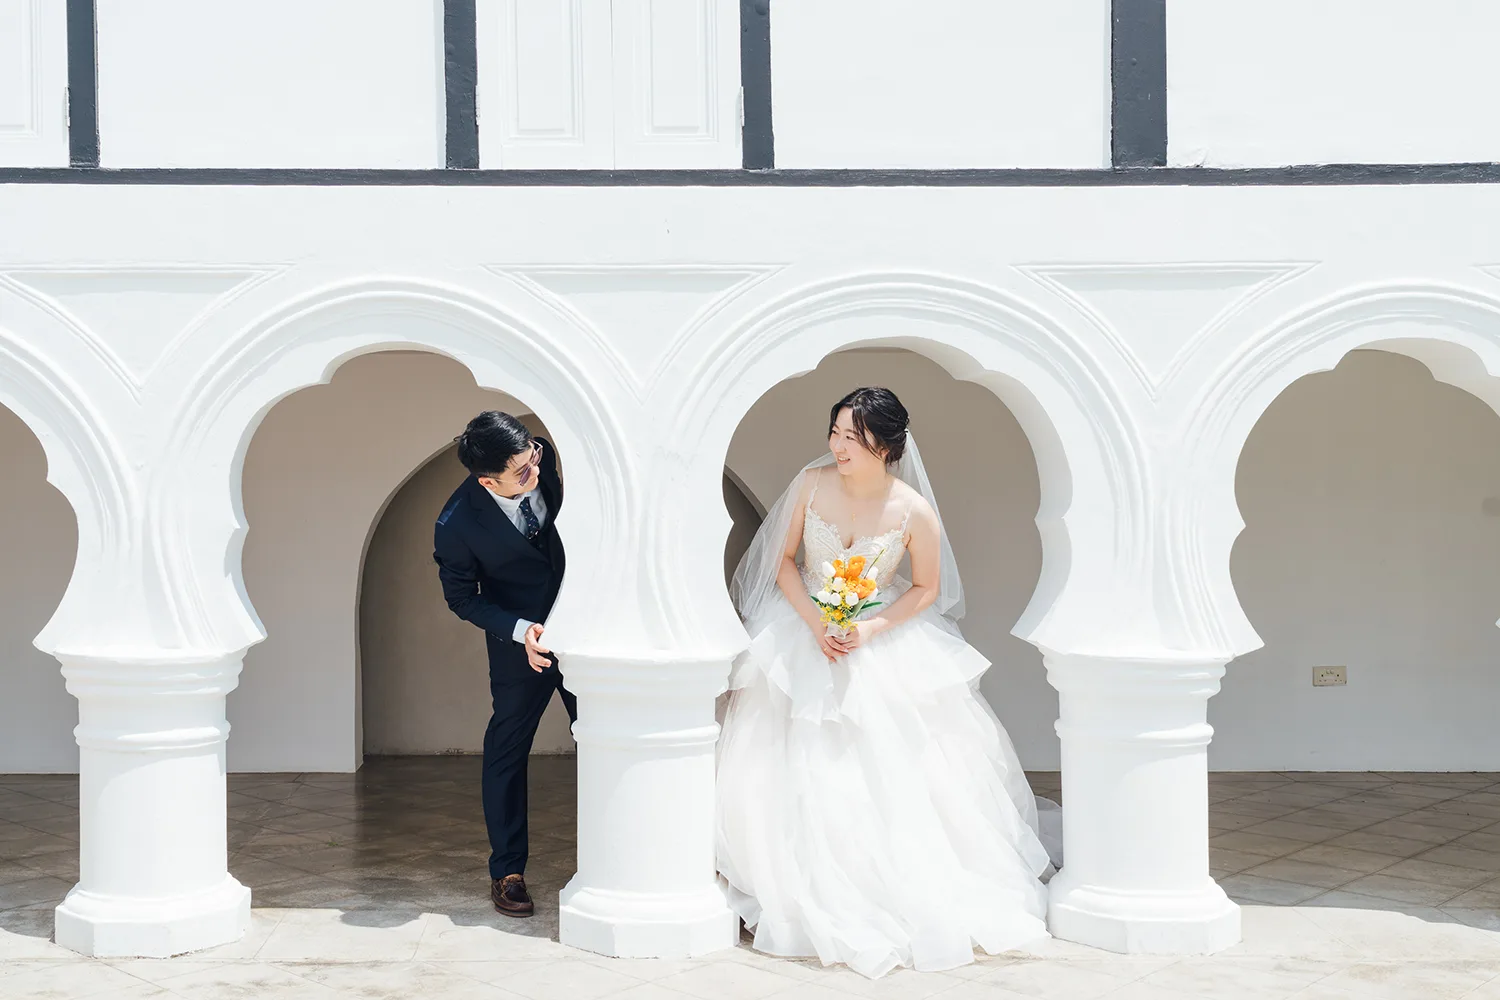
1167;0;1500;168
4;0;1500;972
12;0;1500;170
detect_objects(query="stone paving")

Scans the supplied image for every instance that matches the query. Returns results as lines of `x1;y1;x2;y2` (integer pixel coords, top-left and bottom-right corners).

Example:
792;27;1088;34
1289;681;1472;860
7;758;1500;997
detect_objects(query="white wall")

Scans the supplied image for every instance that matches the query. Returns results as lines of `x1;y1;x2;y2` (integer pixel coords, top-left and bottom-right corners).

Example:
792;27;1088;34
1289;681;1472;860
1215;350;1500;771
727;349;1060;768
9;182;1500;775
770;0;1110;169
1169;0;1500;167
0;0;68;166
234;351;539;772
0;404;77;772
361;440;574;756
95;0;444;168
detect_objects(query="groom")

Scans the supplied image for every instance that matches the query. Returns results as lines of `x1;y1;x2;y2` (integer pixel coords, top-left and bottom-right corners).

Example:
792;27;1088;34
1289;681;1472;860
433;410;577;917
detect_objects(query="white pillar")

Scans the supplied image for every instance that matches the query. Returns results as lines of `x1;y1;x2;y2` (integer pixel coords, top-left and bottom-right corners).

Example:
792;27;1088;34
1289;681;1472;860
53;650;250;958
558;651;739;958
1044;652;1240;954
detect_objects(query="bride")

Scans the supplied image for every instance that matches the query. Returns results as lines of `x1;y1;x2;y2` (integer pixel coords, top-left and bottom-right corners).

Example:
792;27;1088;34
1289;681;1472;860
716;386;1063;979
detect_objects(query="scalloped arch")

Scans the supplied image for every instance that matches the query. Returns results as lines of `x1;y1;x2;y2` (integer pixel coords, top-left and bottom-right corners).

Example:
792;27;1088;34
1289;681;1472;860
0;327;132;656
1176;282;1500;658
654;272;1149;656
151;279;635;656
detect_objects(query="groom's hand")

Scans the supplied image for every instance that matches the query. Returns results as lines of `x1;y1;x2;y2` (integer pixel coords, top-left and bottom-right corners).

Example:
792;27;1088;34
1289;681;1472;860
524;623;552;672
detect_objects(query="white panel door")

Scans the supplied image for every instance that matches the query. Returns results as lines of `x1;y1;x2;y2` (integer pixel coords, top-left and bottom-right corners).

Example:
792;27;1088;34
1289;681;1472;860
0;0;67;166
610;0;740;168
477;0;614;168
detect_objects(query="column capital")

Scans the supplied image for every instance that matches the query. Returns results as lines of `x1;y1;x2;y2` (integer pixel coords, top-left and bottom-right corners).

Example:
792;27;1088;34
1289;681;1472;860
1043;650;1229;699
56;648;246;755
56;647;246;696
561;649;732;753
559;648;734;700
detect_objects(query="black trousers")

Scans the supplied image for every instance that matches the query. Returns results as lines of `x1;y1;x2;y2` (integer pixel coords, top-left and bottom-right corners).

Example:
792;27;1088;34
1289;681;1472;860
483;651;578;880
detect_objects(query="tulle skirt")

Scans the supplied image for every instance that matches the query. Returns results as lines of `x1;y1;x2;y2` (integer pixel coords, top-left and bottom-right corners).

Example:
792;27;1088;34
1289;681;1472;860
715;593;1063;979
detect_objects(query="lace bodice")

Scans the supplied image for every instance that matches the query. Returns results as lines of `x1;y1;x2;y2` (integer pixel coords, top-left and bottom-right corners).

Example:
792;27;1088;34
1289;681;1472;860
797;473;910;596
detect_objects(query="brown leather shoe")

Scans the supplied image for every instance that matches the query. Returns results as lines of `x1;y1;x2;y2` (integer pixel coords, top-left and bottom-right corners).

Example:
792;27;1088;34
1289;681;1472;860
491;874;534;917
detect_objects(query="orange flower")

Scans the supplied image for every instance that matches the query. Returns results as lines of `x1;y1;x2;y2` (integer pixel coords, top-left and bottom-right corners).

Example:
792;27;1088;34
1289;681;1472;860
832;558;845;575
846;555;867;577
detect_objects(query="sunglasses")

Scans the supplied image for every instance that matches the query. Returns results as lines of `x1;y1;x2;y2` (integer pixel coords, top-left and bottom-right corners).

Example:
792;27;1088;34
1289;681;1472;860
495;441;543;487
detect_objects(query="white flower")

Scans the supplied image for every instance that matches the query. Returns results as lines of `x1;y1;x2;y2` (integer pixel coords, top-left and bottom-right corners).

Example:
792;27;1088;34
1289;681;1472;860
830;577;846;593
844;590;859;607
816;590;834;605
866;587;878;601
819;561;836;579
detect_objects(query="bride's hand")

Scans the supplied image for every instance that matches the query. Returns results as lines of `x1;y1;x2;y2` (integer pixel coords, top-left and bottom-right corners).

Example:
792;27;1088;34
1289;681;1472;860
831;620;879;654
822;632;846;665
808;622;845;661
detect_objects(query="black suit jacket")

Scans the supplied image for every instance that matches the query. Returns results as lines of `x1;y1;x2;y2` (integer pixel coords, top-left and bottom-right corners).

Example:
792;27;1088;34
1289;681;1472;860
433;439;565;670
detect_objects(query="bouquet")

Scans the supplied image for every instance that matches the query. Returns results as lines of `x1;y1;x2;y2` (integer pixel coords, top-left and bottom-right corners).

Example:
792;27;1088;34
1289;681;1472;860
812;554;884;639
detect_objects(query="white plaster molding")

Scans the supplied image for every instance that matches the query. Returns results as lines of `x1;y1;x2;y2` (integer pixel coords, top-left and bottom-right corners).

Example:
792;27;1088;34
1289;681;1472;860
610;0;742;169
655;271;1151;659
1;264;285;392
1172;281;1500;659
1044;651;1240;954
1017;261;1316;398
0;273;143;401
485;263;784;400
0;0;47;142
0;0;67;165
0;325;133;658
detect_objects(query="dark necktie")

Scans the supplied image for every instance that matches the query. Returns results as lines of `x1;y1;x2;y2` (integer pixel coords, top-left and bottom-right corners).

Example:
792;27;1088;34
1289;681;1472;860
518;496;543;543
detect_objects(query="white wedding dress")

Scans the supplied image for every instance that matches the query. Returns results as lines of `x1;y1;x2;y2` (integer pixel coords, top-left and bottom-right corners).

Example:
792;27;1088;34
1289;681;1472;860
716;472;1062;979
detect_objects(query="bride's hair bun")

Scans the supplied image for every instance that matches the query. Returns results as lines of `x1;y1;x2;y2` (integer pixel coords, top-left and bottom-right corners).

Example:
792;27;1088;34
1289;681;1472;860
829;387;909;464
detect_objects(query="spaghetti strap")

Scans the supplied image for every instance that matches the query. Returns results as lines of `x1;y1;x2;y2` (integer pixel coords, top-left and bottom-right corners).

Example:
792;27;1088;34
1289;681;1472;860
899;498;914;533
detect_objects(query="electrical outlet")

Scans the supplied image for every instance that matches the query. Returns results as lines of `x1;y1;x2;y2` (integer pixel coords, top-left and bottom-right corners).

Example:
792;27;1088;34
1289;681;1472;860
1313;665;1347;687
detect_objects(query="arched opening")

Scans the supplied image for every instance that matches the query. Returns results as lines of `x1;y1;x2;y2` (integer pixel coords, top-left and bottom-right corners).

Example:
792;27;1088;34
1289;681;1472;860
227;350;577;922
721;471;764;588
0;402;82;937
1214;348;1500;911
721;344;1061;789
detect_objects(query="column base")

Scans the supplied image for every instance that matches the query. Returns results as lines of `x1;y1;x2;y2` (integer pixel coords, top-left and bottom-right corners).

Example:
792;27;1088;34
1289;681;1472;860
55;875;251;958
1048;875;1240;954
559;879;738;959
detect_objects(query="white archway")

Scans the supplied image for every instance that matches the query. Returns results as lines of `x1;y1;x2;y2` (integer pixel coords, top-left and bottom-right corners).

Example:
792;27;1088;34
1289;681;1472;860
0;329;131;661
0;404;81;773
635;275;1246;956
723;346;1060;763
230;350;558;772
661;273;1147;662
1181;284;1500;662
150;280;635;659
1218;349;1500;772
47;281;638;958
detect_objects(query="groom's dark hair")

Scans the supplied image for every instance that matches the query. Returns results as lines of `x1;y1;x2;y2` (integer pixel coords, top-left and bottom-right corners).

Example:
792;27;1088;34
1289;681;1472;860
455;411;534;479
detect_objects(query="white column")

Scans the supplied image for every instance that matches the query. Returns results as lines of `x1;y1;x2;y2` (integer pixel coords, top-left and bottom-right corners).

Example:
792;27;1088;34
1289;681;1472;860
1044;652;1240;954
53;650;250;958
558;651;739;958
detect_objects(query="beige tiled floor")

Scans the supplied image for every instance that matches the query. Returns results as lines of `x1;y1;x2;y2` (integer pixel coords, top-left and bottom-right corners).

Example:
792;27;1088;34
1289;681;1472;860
7;760;1500;998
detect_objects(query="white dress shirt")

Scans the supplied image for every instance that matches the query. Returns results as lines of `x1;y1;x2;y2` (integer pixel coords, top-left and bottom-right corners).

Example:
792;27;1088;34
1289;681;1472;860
490;486;548;644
